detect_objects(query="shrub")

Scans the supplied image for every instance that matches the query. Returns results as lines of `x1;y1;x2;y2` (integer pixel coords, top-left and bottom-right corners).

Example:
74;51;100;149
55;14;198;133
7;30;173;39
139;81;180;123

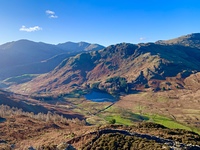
162;87;166;91
105;76;129;93
109;119;116;124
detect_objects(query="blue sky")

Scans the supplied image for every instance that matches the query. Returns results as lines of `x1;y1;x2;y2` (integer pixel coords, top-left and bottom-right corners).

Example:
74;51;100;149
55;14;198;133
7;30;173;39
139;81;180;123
0;0;200;46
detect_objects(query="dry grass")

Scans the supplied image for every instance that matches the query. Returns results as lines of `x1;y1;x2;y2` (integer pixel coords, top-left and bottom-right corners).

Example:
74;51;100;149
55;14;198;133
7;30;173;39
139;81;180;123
0;115;91;149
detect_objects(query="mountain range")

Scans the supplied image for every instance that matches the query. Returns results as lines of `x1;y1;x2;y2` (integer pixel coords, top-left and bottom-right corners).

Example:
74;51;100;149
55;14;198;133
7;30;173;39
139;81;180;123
0;40;104;80
1;33;200;149
10;33;200;95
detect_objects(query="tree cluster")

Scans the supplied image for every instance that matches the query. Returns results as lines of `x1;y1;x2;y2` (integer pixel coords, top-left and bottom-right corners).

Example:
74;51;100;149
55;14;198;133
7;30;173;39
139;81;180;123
0;104;86;125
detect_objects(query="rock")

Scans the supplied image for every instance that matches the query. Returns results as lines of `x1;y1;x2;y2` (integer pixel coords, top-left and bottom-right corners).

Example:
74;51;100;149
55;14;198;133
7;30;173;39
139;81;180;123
28;146;35;150
0;140;7;143
10;144;15;149
57;142;76;150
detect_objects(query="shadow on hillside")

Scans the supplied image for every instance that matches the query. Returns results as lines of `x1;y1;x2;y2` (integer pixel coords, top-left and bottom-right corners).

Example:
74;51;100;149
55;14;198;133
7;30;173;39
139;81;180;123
0;117;6;123
128;90;142;94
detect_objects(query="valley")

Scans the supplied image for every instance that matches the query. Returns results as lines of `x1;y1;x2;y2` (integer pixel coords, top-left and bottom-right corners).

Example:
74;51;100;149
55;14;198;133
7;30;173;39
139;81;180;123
0;33;200;149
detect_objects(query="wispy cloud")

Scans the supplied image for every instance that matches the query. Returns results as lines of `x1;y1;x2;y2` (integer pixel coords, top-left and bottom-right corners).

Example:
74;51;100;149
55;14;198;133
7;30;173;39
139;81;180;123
139;37;146;41
46;10;58;18
19;25;42;32
46;10;55;15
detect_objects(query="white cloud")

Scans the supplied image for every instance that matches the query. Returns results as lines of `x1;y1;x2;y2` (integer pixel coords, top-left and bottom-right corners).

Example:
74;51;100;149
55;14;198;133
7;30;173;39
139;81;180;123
50;15;58;18
139;37;146;41
46;10;58;18
46;10;55;15
19;25;42;32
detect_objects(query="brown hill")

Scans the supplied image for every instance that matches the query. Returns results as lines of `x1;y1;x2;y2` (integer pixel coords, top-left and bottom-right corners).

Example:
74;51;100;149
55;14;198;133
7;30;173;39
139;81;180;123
0;89;84;120
156;33;200;48
11;33;200;95
0;111;87;149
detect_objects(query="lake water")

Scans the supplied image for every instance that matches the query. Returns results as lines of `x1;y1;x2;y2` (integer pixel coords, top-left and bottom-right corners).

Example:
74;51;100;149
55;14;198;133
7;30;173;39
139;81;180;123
85;91;116;102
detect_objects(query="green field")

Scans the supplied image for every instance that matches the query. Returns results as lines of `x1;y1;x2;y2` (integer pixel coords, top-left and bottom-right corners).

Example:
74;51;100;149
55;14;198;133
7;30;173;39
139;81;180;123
64;95;200;135
144;114;200;135
105;115;135;125
98;106;149;125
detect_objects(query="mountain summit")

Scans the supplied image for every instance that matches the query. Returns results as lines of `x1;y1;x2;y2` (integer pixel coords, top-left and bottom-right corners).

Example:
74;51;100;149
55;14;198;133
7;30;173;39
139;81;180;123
57;41;105;53
0;39;63;69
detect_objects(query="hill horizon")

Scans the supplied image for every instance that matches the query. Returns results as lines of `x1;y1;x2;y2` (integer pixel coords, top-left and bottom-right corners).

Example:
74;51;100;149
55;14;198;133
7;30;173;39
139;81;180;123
1;32;200;47
0;39;105;49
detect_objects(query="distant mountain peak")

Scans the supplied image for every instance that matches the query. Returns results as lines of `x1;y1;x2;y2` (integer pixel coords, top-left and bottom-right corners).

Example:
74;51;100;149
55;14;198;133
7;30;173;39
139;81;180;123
57;41;105;52
0;39;105;80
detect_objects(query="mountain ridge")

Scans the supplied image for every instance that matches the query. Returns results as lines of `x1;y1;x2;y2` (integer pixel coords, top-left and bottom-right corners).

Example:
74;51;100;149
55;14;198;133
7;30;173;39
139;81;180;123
57;41;105;52
0;39;105;51
10;33;200;95
156;33;200;48
0;40;105;80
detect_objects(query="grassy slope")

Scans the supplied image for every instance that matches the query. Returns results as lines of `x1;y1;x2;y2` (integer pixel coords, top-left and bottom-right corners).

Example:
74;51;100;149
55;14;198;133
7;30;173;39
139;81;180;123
61;92;200;135
144;114;200;135
103;107;200;135
3;74;39;84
